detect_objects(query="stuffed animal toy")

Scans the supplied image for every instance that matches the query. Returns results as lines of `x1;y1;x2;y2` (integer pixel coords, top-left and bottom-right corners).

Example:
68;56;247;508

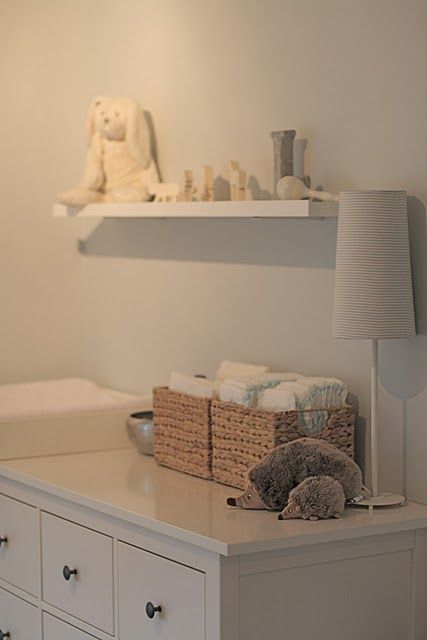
58;96;159;206
278;475;346;520
226;438;362;516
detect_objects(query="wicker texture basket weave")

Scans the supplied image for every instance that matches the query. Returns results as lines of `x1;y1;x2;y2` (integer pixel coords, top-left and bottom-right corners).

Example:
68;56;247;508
211;400;356;489
153;387;212;480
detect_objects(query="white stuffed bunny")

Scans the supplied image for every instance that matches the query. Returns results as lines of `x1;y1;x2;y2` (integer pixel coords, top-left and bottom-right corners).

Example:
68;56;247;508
58;96;160;205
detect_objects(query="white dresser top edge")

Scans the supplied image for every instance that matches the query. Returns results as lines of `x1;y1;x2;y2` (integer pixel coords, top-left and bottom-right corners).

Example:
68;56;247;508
0;449;426;556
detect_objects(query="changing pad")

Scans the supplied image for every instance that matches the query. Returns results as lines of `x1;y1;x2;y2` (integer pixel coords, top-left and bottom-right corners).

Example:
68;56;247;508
0;378;146;420
0;378;151;460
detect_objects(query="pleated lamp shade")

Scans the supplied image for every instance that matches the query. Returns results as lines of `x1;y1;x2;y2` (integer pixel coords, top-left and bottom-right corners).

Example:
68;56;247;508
333;190;415;339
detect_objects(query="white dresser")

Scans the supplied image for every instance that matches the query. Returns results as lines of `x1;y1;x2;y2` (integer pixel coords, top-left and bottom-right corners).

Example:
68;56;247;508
0;449;426;640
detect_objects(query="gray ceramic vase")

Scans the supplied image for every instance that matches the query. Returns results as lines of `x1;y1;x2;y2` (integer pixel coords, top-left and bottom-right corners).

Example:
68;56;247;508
126;410;155;456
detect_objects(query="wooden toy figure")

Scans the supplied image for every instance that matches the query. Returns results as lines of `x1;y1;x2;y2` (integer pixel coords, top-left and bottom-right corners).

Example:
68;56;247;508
238;167;247;200
182;170;197;201
201;166;214;201
228;161;246;201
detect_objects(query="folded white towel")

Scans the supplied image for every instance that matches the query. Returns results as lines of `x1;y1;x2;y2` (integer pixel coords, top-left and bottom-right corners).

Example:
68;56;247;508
218;375;285;408
266;372;301;382
267;377;347;434
276;380;315;398
276;379;346;406
257;387;296;412
216;360;268;382
169;372;215;399
251;372;301;410
218;378;253;406
290;377;347;409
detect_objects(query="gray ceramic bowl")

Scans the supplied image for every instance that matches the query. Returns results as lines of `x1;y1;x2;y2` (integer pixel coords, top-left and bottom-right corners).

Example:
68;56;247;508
126;410;155;456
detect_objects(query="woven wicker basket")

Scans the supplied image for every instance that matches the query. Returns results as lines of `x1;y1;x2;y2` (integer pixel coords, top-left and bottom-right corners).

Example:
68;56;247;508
153;387;212;480
211;400;356;489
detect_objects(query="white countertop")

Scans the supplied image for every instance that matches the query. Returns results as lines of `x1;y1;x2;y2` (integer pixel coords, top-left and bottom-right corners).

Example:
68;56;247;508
1;449;427;556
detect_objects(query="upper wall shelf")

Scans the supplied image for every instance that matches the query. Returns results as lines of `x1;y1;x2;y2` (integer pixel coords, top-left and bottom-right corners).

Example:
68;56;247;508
53;200;338;219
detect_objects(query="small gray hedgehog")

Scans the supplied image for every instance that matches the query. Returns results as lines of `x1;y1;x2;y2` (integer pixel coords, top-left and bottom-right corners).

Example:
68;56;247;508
227;438;362;513
278;475;345;521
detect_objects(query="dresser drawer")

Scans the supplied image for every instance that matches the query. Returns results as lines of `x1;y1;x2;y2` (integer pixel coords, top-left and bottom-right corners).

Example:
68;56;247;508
118;542;205;640
41;513;113;634
0;587;41;640
43;613;100;640
0;494;39;595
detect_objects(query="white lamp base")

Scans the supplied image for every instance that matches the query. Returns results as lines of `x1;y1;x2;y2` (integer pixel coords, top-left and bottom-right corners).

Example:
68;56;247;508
354;493;406;510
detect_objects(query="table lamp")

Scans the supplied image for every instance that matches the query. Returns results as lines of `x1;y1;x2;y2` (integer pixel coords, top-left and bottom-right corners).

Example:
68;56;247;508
332;190;416;508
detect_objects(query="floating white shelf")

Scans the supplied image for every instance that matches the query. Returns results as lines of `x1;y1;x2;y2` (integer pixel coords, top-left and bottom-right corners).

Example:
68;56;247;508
53;199;338;219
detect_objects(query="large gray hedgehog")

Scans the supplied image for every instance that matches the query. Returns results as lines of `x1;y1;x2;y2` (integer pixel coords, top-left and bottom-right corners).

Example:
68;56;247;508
227;438;362;512
278;475;345;521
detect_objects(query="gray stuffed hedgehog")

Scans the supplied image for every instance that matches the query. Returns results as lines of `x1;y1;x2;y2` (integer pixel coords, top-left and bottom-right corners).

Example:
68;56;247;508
227;438;362;520
279;475;346;520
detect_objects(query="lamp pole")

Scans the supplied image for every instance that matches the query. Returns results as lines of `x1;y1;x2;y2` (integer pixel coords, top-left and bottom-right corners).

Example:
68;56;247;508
371;339;379;498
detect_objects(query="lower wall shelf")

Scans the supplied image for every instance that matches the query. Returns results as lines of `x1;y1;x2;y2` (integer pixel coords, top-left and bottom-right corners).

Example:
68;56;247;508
53;200;338;219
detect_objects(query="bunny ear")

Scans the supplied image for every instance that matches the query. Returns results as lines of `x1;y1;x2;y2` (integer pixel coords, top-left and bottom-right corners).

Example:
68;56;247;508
126;99;151;168
85;96;103;145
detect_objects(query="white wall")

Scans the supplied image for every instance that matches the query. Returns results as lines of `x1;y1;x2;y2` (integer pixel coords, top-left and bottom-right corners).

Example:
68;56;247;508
1;0;426;502
0;0;87;383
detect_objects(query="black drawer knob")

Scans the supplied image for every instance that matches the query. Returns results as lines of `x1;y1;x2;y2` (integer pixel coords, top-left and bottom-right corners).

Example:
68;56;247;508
62;565;78;581
145;601;162;619
0;630;10;639
0;537;8;547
